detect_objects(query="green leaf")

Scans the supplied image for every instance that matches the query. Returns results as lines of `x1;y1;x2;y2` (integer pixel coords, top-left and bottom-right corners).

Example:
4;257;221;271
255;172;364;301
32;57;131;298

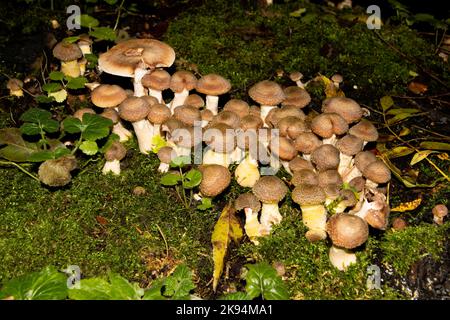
419;141;450;151
79;140;98;155
0;266;67;300
99;133;120;153
35;95;55;103
163;265;195;300
108;273;144;300
383;146;415;159
79;14;99;28
170;155;190;168
151;134;167;153
66;76;88;90
54;147;71;159
81;113;113;141
160;173;181;186
197;197;212;211
290;8;306;17
410;150;437;166
386;112;414;125
20;122;41;136
386;108;419;116
104;0;118;5
62;117;83;134
28;150;55;162
42;82;62;93
143;279;166;300
380;96;394;112
63;36;80;44
0;128;39;162
49;71;65;81
68;278;112;300
48;89;68;103
245;263;289;300
219;292;250;300
85;53;98;68
89;27;117;41
183;169;202;189
20;108;52;123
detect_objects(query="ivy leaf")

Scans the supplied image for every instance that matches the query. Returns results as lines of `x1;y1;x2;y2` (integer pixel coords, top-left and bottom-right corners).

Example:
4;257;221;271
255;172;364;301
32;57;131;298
170;155;191;168
48;89;68;103
42;82;62;93
160;173;181;186
62;117;83;134
79;140;98;155
197;197;212;211
219;292;250;300
89;27;116;41
68;278;112;300
49;71;65;81
66;76;88;90
245;263;289;300
81;113;113;141
183;169;202;189
35;95;55;103
108;273;144;300
0;266;67;300
163;265;195;300
380;95;394;111
211;203;243;292
79;14;99;28
142;279;166;300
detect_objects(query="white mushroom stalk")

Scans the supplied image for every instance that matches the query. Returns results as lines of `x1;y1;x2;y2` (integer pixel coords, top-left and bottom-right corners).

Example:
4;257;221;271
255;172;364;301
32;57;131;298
133;61;149;97
206;95;220;115
158;162;170;173
235;155;260;188
149;88;163;103
329;245;357;271
102;159;121;175
112;122;133;142
260;203;283;233
170;88;189;113
202;147;233;168
338;153;354;177
132;119;154;154
244;208;266;245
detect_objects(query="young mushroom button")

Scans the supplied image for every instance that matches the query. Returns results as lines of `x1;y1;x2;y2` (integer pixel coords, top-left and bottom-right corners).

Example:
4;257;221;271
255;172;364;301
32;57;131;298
322;97;363;124
248;80;285;125
102;141;127;175
141;69;171;103
196;74;231;116
53;41;83;78
199;164;231;197
235;193;264;244
169;70;198;112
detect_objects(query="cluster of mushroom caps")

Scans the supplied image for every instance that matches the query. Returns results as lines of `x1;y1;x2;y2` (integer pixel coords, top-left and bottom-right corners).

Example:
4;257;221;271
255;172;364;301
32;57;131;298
64;38;392;271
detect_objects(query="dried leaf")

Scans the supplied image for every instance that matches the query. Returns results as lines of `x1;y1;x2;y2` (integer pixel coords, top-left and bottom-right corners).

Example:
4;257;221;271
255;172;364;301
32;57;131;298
399;127;411;136
380;96;394;111
408;81;428;94
384;146;415;159
386;108;420;116
387;112;415;125
410;150;437;166
391;197;422;212
419;141;450;151
437;153;449;161
211;203;243;292
320;75;345;98
96;216;108;225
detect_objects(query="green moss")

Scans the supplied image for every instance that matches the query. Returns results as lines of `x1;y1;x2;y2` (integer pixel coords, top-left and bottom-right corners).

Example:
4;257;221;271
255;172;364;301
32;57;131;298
380;223;449;276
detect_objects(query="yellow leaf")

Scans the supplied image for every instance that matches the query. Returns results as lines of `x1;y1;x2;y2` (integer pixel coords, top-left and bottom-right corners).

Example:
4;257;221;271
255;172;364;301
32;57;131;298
410;150;437;166
384;146;414;159
48;89;67;103
211;203;243;292
320;75;345;98
391;198;422;212
437;153;449;161
151;134;167;153
399;127;411;137
380;96;394;111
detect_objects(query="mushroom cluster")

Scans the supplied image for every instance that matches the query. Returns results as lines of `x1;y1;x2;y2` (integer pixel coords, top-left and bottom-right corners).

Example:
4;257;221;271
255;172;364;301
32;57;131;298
61;38;392;270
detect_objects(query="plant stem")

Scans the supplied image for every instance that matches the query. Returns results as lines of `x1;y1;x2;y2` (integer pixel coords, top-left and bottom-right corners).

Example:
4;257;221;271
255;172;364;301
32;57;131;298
71;135;84;155
113;0;126;31
155;224;169;258
0;161;40;181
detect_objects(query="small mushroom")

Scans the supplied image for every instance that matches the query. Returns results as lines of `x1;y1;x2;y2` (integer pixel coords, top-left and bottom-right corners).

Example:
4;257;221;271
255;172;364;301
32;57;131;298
322;97;363;124
293;132;322;161
157;146;176;173
169;70;198;111
289;71;305;88
102;141;127;175
184;94;205;109
196;74;231;115
7;78;24;97
53;41;83;77
235;193;264;244
199;164;231;197
223;99;250;118
141;69;171;103
281;86;311;109
148;103;172;143
432;204;448;225
310;113;348;145
248;80;285;125
335;134;363;176
310;144;340;171
348;119;379;147
38;156;78;187
252;176;288;234
203;123;236;168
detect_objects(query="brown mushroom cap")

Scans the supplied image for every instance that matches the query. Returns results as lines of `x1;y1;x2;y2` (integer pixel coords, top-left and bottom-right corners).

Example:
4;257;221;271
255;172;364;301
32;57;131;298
157;146;175;164
162;117;186;134
141;69;171;90
432;204;448;218
204;123;236;153
354;151;377;172
281;86;311;109
170;70;197;93
172;105;201;126
223;99;250;118
289;71;303;82
269;136;298;161
7;78;23;91
171;126;199;148
235;193;261;213
331;74;343;84
184;94;205;109
362;160;391;184
311;113;348;138
326;213;369;249
293;132;322;154
53;41;83;61
248;80;285;106
252;176;288;204
349;176;366;192
74;108;96;121
105;141;127;161
249;105;261;117
289;157;315;173
211;111;241;129
148;103;171;125
292;184;326;206
91;84;128;108
240;114;263;131
100;108;119;124
196;74;231;96
199;164;231;197
141;95;159;107
348;119;379;142
276;116;308;139
118;97;150;122
98;39;175;77
311;144;340;171
392;217;407;231
201;109;214;122
339;189;357;208
291;169;319;187
323;183;340;200
336;134;364;156
318;170;343;187
322;97;363;124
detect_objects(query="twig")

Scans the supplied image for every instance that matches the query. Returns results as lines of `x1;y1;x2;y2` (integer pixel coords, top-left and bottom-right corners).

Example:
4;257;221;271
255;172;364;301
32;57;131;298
155;224;169;258
113;0;126;31
411;125;450;140
0;160;40;181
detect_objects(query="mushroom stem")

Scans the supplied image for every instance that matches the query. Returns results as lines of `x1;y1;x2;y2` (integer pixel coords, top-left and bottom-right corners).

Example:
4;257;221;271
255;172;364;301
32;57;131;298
78;58;87;76
329;245;357;271
301;204;328;241
158;162;170;173
205;95;219;115
102;159;121;175
281;160;292;175
170;89;189;113
78;43;92;55
342;165;362;183
322;134;338;146
260;203;282;234
244;208;263;245
295;80;305;88
132;119;154;154
112;122;133;142
235;155;260;187
149;89;163;103
133;63;148;97
338;153;354;176
202;148;232;168
61;60;81;78
174;145;192;157
260;105;276;125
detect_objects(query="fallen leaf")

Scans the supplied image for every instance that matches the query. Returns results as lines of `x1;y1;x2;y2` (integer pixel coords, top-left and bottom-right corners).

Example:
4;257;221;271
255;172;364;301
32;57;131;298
320;75;345;98
437;153;449;161
410;150;437;166
408;81;428;94
391;197;422;212
384;146;415;159
96;216;108;225
419;141;450;151
211;203;243;292
399;127;411;136
380;96;394;112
